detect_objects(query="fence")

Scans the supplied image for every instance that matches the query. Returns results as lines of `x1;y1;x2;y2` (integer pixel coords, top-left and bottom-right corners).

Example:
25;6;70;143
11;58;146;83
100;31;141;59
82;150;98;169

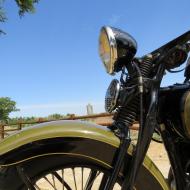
0;113;139;139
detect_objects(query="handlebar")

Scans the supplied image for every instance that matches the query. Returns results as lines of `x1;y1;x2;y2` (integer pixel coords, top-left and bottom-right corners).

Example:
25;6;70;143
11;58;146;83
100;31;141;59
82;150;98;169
149;30;190;69
151;30;190;57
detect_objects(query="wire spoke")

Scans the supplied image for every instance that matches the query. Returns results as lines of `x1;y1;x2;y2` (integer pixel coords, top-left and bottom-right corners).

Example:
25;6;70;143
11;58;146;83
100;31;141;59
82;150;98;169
43;176;58;190
82;167;84;190
84;170;101;190
52;174;56;189
34;184;41;190
98;173;109;190
62;169;64;190
51;171;72;190
72;168;77;190
34;166;121;190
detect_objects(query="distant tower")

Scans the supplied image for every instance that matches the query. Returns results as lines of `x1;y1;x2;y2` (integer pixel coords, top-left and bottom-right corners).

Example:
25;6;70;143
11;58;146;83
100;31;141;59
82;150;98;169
87;104;93;115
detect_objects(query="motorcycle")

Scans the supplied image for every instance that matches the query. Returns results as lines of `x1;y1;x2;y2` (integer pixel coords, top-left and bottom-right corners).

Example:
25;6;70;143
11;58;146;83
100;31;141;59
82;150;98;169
0;26;190;190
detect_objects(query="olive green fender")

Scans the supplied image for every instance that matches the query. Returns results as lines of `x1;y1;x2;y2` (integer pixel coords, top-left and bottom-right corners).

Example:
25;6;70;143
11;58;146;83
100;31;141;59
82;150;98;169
0;120;169;189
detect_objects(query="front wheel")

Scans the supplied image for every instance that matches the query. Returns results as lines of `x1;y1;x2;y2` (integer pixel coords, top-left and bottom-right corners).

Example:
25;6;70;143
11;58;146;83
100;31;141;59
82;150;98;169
0;138;168;190
29;155;122;190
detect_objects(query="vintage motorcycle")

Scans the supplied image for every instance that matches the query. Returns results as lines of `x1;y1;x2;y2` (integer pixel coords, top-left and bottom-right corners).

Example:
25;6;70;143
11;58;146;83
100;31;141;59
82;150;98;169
0;26;190;190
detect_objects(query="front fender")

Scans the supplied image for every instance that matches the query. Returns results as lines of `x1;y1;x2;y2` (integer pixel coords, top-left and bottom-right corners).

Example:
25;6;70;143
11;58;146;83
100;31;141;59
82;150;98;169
0;120;120;155
0;120;169;190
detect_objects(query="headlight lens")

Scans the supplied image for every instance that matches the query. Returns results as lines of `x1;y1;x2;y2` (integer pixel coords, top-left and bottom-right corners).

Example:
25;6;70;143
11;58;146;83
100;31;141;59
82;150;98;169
99;26;117;75
99;26;137;75
105;79;120;113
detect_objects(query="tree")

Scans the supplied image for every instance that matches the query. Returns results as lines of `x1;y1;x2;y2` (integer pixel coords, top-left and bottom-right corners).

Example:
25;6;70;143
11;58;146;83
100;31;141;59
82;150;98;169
48;113;63;120
15;0;39;16
0;0;40;34
0;97;19;123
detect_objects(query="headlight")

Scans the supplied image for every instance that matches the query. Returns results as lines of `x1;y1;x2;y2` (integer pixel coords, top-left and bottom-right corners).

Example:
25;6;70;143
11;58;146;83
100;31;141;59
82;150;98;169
105;79;120;113
99;26;117;75
99;26;137;75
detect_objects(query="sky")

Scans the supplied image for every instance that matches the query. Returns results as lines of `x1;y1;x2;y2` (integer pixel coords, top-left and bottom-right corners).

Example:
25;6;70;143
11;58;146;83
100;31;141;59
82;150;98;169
0;0;190;117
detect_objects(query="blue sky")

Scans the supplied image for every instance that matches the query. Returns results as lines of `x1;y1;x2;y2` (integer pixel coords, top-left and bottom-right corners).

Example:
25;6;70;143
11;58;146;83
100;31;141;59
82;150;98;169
1;0;190;117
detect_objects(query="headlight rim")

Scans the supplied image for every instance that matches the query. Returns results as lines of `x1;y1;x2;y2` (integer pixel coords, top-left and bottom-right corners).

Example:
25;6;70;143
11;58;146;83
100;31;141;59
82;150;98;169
105;79;120;113
100;26;118;75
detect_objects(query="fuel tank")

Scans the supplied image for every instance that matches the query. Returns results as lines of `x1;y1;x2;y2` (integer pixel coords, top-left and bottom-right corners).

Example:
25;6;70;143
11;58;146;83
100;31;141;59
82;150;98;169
159;83;190;139
181;90;190;138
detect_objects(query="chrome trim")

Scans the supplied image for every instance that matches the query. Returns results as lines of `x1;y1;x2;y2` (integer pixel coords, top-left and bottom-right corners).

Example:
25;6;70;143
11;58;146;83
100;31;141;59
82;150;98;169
101;26;118;75
105;79;120;112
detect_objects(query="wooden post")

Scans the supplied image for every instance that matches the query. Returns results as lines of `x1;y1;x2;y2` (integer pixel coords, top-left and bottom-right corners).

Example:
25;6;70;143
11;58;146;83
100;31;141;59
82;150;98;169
0;125;4;139
18;123;22;130
38;118;44;123
69;114;75;120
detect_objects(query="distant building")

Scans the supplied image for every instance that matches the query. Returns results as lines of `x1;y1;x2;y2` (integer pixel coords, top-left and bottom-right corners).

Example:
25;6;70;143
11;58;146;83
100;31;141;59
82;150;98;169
86;104;93;115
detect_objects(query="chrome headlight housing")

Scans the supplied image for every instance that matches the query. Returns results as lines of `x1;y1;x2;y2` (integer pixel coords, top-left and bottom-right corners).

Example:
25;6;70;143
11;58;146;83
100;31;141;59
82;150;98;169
105;79;120;113
99;26;137;75
99;27;117;75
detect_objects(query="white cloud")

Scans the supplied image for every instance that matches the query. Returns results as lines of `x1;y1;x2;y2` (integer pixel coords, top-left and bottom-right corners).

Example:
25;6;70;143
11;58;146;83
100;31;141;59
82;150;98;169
108;15;121;25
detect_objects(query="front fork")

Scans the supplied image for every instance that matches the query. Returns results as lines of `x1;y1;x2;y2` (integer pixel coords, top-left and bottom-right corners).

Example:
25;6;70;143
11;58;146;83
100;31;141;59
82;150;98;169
103;65;165;190
103;89;158;190
103;125;131;190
